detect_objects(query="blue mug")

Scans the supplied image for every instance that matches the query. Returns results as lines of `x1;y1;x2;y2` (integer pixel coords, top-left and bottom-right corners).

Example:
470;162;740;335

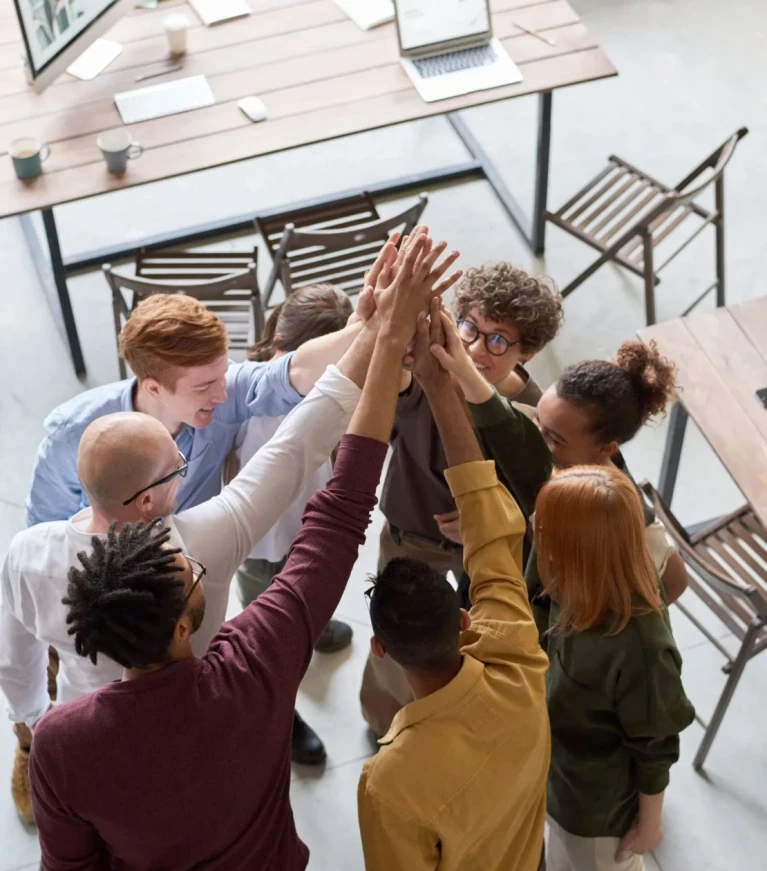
10;137;50;180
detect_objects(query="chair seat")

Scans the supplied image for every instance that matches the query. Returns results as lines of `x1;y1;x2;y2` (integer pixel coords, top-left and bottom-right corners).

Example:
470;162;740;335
688;507;767;643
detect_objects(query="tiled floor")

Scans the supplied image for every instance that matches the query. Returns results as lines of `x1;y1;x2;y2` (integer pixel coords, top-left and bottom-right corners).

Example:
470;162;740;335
2;0;767;868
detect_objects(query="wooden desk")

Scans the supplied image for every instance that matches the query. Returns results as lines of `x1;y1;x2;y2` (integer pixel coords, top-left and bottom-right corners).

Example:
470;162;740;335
0;0;617;374
639;298;767;528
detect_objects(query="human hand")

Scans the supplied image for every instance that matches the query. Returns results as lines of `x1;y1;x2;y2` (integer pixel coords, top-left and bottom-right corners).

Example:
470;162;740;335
375;230;462;345
434;510;462;544
430;310;493;405
615;823;662;862
347;234;401;326
412;297;451;392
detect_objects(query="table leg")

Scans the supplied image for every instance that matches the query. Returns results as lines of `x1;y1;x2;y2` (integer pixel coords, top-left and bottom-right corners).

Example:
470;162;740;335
20;208;86;377
532;90;553;255
658;402;688;507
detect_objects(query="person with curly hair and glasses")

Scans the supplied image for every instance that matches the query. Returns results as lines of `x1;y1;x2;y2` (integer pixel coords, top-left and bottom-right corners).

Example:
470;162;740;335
360;262;563;738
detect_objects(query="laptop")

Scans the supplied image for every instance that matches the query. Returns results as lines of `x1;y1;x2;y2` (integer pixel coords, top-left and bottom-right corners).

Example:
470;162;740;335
395;0;522;103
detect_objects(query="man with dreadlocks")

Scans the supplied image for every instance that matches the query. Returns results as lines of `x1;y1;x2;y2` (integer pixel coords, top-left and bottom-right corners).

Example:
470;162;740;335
19;230;459;871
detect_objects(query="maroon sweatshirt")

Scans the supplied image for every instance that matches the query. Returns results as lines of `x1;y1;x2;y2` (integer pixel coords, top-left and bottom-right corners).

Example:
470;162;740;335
30;434;388;871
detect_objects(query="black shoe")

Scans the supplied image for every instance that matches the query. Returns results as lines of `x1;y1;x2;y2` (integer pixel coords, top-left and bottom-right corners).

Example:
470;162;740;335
315;619;353;653
291;711;326;765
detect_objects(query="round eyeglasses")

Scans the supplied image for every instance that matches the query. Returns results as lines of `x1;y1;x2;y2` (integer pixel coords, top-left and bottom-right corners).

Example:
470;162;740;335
456;319;521;357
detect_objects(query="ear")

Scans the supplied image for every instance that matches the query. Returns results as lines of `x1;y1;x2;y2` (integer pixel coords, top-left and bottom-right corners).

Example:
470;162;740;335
135;491;157;521
141;377;162;399
459;608;472;632
519;351;535;365
370;636;386;660
597;440;619;460
173;612;193;646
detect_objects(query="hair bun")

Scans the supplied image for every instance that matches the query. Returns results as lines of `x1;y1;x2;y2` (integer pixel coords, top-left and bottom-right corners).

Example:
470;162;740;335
614;340;676;422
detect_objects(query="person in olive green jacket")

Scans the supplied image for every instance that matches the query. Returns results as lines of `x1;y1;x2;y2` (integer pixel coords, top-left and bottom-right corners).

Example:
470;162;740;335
429;315;694;870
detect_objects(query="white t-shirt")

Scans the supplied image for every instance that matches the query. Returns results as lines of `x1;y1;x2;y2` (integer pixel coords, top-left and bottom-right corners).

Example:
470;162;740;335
234;416;333;563
0;366;360;726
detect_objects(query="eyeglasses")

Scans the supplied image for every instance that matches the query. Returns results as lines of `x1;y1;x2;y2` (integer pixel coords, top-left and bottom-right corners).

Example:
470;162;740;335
456;319;521;357
181;555;207;608
122;451;188;506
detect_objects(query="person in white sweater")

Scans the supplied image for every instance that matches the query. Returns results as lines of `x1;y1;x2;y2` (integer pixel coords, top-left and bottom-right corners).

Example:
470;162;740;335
231;284;354;764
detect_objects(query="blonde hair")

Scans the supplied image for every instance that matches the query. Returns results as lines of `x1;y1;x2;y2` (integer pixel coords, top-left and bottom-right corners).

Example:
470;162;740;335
118;295;228;388
535;465;661;634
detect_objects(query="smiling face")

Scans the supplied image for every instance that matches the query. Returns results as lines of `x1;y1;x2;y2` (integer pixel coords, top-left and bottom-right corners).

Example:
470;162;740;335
461;307;530;386
149;354;230;430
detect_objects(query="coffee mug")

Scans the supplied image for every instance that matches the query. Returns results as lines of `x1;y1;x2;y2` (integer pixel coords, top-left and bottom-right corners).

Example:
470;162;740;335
10;137;50;180
97;128;143;174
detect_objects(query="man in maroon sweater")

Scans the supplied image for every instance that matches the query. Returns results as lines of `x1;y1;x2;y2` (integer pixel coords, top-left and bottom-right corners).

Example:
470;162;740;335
29;230;460;871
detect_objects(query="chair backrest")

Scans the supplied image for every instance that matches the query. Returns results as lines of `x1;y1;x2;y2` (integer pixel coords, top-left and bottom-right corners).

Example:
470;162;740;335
640;481;767;635
103;259;263;378
637;127;749;232
256;192;428;307
135;248;259;282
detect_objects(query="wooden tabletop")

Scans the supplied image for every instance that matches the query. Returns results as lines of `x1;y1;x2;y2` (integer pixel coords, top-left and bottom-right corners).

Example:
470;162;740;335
0;0;616;219
639;298;767;527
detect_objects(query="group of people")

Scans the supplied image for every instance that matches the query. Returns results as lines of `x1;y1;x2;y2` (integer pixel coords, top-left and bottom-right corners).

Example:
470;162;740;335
0;227;695;871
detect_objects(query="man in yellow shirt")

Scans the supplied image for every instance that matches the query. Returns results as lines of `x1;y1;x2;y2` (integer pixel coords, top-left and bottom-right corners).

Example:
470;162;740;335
357;302;550;871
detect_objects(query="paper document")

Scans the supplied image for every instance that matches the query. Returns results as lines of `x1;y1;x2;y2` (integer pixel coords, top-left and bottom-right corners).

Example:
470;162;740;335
333;0;394;31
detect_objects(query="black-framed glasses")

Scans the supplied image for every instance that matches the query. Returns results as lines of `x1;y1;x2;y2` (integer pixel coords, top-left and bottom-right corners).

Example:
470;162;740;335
122;451;188;506
456;319;521;357
181;555;207;608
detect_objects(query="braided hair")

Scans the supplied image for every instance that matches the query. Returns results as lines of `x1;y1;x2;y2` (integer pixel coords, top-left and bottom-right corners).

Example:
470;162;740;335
63;520;186;669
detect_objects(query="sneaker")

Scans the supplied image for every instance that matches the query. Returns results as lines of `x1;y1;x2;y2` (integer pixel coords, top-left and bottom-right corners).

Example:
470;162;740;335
11;741;34;826
314;619;353;653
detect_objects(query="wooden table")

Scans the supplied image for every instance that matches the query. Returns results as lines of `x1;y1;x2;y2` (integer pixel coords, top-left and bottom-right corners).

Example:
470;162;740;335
0;0;617;374
639;297;767;529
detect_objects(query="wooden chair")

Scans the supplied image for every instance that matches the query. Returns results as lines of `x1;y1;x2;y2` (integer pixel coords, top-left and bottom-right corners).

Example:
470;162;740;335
546;128;748;325
104;248;263;379
255;192;428;310
640;481;767;771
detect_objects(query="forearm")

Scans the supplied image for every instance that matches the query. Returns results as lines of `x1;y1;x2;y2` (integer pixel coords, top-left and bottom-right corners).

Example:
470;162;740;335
289;321;363;395
660;549;688;604
347;329;409;443
453;360;493;404
336;320;378;389
423;378;482;466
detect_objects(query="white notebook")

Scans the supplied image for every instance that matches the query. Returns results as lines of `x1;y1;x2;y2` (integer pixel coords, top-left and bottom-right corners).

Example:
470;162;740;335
333;0;394;30
189;0;251;26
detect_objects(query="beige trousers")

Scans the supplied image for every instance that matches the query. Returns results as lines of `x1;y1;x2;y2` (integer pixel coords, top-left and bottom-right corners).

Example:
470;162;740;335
359;522;465;737
547;818;645;871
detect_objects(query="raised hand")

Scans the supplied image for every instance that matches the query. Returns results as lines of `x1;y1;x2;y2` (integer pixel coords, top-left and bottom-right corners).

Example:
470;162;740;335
348;234;401;325
412;297;450;392
374;231;461;346
430;309;493;404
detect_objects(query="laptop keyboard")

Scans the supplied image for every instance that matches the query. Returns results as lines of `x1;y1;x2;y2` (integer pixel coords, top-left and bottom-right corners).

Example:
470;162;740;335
412;43;497;79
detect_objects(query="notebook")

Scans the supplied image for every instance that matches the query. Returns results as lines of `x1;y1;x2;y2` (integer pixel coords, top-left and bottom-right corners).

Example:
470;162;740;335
188;0;251;27
332;0;394;30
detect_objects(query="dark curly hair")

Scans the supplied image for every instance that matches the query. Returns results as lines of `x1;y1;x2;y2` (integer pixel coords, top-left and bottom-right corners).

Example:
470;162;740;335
63;520;186;669
557;340;676;445
452;262;563;354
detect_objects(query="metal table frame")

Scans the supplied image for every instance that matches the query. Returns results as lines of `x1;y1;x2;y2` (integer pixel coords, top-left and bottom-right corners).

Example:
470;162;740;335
19;95;553;377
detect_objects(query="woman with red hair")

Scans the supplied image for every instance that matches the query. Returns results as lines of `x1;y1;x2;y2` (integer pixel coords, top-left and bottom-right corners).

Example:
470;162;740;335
534;465;694;871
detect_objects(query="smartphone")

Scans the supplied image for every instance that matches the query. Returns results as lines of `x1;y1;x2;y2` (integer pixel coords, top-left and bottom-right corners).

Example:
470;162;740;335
757;387;767;409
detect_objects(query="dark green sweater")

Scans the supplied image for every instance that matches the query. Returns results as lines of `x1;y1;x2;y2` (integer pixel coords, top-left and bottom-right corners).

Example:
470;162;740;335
468;391;695;838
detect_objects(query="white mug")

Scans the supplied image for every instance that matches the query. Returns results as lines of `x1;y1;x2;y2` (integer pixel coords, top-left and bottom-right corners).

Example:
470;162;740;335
97;128;143;174
164;13;190;56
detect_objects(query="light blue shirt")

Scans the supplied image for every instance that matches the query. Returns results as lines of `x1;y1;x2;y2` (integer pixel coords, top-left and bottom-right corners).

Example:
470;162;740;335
25;355;300;527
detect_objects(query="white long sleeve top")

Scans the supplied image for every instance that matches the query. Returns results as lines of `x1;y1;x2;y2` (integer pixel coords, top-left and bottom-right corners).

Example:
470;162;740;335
0;366;360;726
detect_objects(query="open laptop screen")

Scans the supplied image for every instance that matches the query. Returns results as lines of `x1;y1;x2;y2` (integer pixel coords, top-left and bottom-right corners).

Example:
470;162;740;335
396;0;491;53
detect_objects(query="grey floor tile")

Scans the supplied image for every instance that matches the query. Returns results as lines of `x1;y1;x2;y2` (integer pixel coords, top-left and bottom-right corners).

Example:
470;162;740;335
290;757;368;871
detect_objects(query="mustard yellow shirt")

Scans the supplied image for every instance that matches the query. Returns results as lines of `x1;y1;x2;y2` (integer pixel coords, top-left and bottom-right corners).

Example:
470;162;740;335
358;461;550;871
